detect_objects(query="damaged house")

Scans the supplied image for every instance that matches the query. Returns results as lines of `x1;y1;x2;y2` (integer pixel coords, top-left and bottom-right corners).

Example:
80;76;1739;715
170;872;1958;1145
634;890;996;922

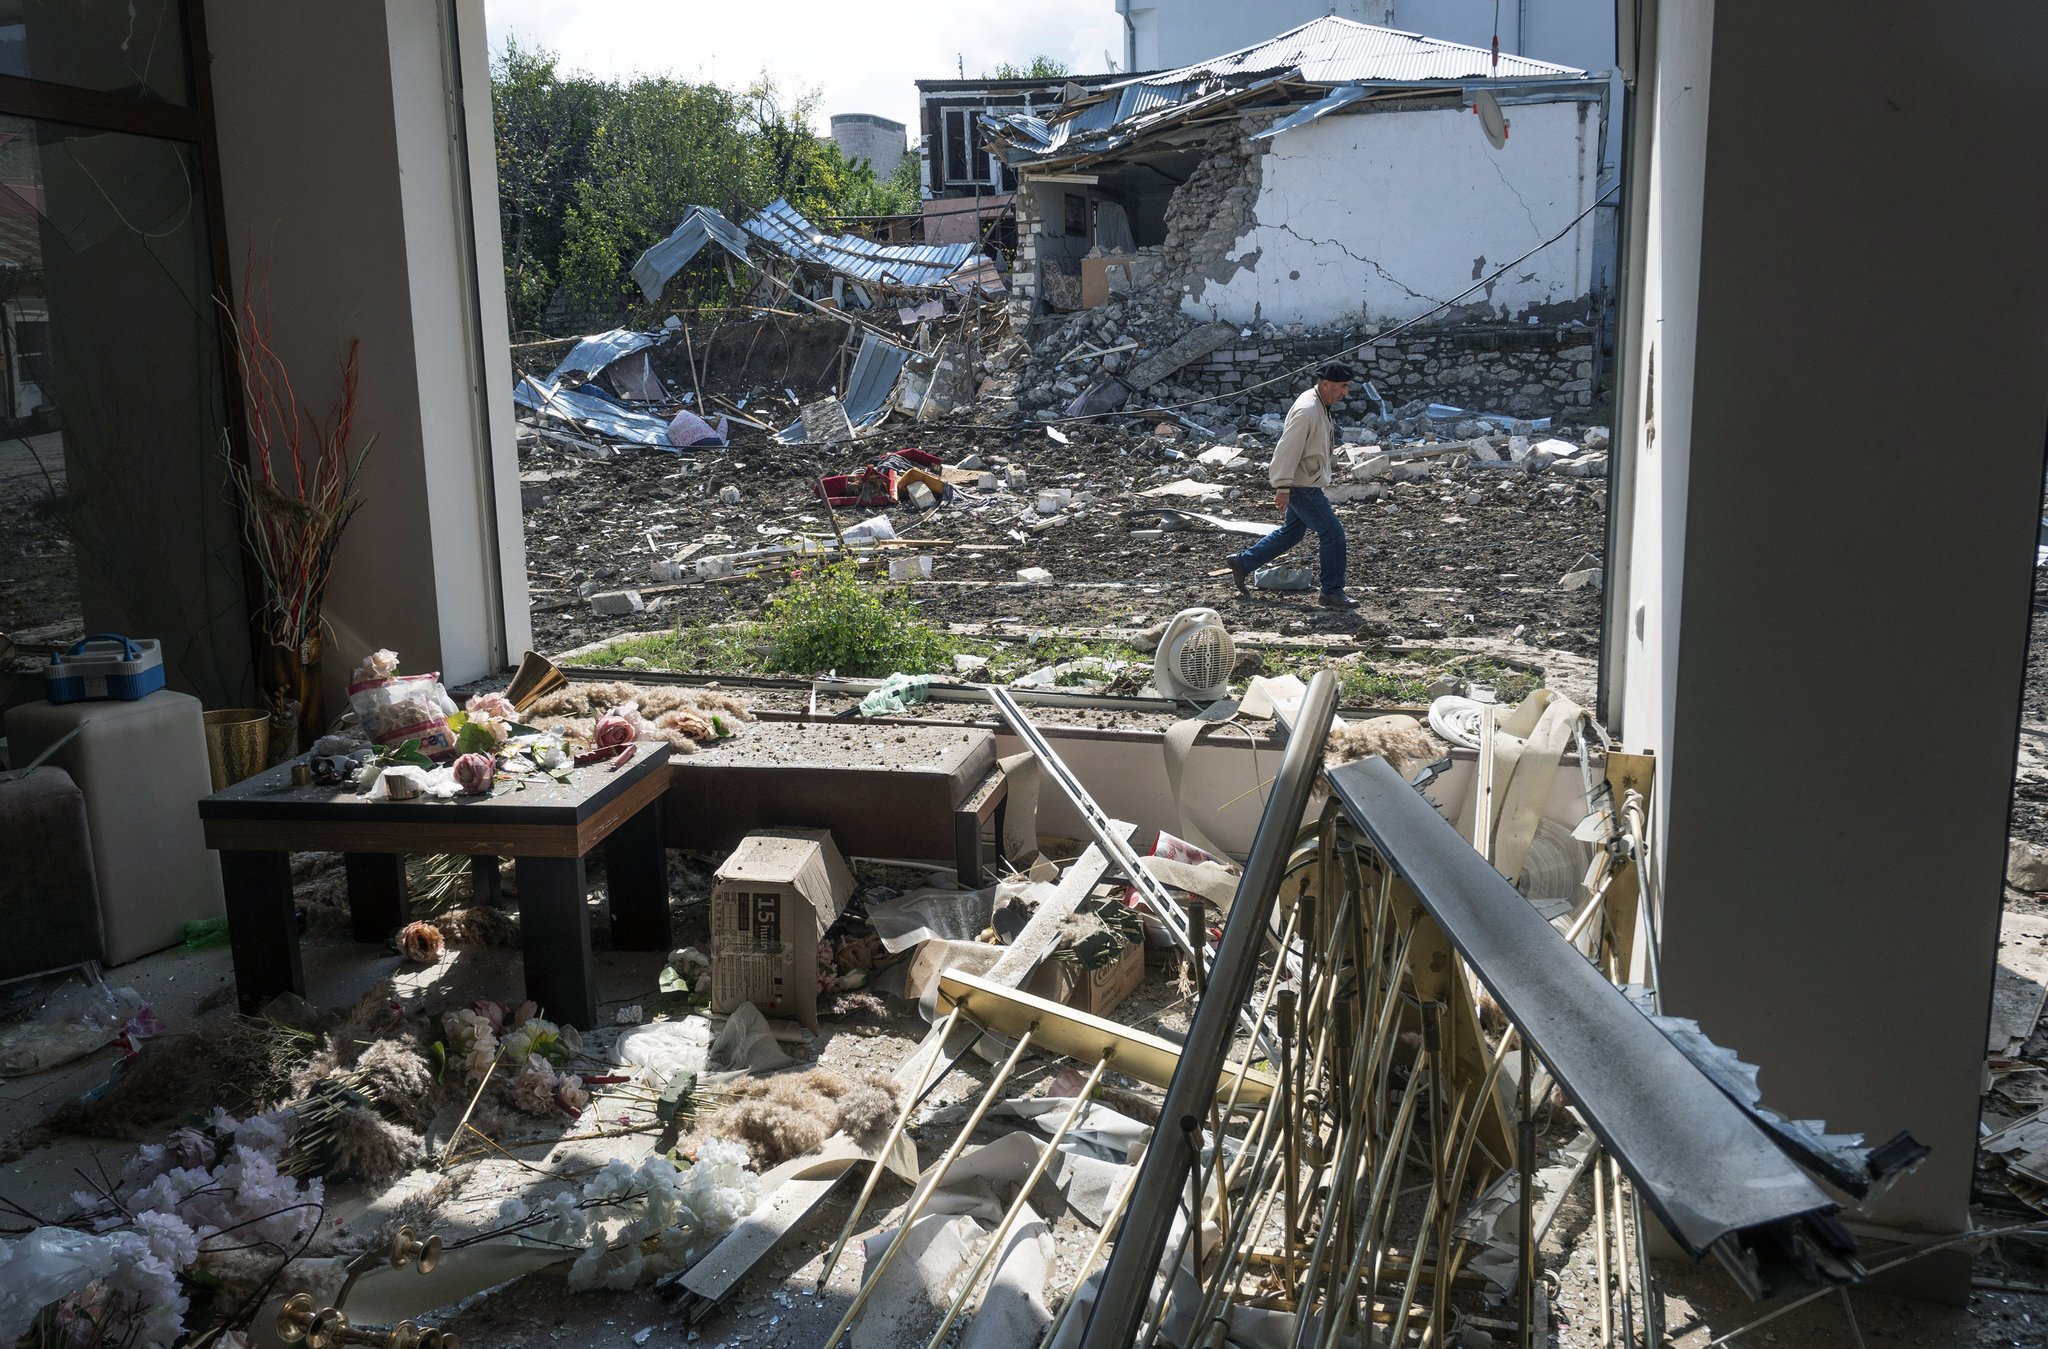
985;17;1612;413
2;2;2047;1348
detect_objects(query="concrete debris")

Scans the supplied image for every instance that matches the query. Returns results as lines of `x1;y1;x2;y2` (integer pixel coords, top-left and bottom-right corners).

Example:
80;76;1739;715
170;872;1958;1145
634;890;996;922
1016;567;1053;584
719;485;743;505
588;589;646;615
1559;567;1601;592
2011;840;2048;892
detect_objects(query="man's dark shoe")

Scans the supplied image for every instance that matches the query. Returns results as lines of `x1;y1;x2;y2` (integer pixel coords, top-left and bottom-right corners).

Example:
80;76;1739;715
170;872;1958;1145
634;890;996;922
1317;592;1361;610
1226;559;1253;597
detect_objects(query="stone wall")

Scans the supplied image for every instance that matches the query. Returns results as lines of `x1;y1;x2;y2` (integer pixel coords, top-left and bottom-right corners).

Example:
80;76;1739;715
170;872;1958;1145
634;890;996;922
1155;323;1605;418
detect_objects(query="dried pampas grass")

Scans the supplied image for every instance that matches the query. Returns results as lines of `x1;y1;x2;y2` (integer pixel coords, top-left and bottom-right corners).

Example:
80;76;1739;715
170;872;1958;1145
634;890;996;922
525;680;754;755
434;905;521;947
706;1067;902;1166
326;1105;420;1185
1324;715;1443;779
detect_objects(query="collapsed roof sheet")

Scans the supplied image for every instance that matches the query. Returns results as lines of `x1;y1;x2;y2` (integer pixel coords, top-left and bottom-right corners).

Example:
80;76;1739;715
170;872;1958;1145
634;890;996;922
1131;15;1583;87
548;328;655;385
515;376;675;449
774;333;912;443
991;17;1591;165
631;205;755;302
743;198;981;292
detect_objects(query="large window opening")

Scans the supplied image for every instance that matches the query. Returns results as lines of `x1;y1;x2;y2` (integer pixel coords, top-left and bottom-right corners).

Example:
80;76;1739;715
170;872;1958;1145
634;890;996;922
0;3;245;716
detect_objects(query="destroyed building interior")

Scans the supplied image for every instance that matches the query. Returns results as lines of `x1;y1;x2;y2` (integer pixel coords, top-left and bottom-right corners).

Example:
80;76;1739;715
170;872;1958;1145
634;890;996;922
0;4;2045;1349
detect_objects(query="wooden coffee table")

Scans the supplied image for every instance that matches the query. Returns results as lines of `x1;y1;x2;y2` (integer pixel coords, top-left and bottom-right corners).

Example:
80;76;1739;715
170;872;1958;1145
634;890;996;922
198;743;672;1028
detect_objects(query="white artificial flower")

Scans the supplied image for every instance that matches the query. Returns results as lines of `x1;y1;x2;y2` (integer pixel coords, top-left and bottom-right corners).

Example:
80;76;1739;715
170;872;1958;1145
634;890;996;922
133;1210;200;1269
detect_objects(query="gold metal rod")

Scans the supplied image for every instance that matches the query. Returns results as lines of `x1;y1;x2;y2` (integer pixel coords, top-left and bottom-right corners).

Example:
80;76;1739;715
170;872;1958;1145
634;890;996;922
1593;1143;1613;1347
1318;1059;1429;1349
1037;1138;1148;1349
924;1055;1111;1349
822;1026;1037;1347
816;1006;964;1290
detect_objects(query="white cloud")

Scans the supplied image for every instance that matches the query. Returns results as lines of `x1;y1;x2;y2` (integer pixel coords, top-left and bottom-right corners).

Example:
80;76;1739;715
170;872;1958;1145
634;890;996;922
483;0;1127;136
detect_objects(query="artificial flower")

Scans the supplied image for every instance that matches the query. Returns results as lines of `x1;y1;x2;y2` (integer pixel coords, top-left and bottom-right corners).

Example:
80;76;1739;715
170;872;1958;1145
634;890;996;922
397;921;444;964
452;752;496;795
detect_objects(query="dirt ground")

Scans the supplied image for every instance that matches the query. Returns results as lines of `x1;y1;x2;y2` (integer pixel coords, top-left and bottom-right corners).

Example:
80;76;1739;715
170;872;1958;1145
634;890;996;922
517;416;1607;663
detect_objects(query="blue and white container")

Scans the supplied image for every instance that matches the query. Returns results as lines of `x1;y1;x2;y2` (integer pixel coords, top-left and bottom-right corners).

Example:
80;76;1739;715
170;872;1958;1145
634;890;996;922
43;635;166;704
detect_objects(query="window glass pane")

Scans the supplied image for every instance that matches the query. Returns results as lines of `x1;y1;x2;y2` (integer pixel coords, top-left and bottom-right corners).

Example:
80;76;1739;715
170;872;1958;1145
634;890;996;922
0;0;192;106
0;113;248;710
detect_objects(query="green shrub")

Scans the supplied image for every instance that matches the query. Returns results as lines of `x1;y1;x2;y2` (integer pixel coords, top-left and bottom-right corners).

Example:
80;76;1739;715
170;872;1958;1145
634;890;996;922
760;563;957;677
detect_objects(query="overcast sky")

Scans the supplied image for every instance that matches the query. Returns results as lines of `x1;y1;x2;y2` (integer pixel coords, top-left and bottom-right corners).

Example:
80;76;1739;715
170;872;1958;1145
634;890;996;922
483;0;1127;136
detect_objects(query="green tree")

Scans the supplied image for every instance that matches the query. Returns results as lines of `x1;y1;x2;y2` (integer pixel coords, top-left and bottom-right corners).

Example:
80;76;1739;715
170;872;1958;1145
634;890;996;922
491;39;615;332
985;56;1071;79
818;141;920;220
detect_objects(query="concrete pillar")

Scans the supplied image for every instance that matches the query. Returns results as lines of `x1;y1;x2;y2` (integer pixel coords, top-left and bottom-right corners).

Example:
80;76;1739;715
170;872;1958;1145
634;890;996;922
1610;0;2048;1297
207;0;527;712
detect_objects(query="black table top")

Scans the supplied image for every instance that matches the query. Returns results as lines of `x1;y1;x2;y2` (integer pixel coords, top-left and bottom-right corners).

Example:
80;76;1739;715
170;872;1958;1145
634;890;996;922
198;741;672;826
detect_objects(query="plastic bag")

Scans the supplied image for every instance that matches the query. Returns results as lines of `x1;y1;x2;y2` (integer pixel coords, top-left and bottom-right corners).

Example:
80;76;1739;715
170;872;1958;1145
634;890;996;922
0;978;150;1076
0;1227;121;1343
346;670;459;759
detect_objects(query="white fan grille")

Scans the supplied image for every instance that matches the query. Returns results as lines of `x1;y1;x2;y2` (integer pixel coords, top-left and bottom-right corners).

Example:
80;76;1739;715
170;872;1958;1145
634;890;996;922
1173;626;1232;693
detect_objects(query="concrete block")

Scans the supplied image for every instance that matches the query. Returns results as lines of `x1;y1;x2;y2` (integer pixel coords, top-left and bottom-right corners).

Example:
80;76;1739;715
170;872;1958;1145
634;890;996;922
589;589;646;615
1559;568;1602;592
1016;567;1053;584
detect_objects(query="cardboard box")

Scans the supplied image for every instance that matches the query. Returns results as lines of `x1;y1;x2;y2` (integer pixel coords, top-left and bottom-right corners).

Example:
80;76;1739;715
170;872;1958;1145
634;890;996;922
710;828;854;1029
1027;931;1146;1018
1080;255;1137;309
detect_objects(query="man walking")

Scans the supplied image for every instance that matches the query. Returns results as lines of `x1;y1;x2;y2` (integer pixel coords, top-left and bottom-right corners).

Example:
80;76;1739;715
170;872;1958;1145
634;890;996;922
1226;362;1359;609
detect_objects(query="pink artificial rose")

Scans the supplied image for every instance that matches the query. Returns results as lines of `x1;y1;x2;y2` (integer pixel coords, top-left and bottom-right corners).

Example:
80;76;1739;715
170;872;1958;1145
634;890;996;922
466;691;517;721
453;752;496;795
592;714;637;751
470;999;508;1032
554;1075;589;1115
165;1127;216;1172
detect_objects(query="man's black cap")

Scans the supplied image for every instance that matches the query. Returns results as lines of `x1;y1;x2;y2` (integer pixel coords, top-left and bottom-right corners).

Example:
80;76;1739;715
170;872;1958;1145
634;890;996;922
1318;361;1356;383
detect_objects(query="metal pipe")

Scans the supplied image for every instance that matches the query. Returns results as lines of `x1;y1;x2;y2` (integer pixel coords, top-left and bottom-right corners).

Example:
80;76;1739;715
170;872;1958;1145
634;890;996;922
1037;1139;1148;1349
924;1056;1110;1349
1076;670;1339;1349
823;1028;1037;1346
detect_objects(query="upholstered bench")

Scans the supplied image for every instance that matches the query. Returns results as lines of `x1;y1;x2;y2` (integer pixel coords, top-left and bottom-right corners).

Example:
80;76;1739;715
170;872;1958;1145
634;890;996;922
0;765;104;980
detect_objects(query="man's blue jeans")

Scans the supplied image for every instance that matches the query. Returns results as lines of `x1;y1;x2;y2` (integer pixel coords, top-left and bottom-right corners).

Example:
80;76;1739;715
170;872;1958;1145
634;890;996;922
1230;487;1347;595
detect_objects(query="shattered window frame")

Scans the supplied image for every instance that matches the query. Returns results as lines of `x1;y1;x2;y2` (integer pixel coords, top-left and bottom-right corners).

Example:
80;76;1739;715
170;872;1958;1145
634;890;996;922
941;105;994;187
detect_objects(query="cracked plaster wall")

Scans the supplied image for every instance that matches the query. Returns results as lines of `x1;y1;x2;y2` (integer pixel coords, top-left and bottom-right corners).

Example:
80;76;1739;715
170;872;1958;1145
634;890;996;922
1178;100;1598;329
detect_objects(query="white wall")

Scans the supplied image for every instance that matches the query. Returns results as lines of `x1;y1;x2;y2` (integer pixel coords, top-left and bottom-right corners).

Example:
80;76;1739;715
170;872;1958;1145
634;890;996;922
1610;0;2048;1293
210;0;526;711
1180;98;1597;327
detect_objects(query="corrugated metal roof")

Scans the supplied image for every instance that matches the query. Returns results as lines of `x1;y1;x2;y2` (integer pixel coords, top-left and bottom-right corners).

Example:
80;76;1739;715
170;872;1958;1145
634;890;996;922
774;333;912;442
514;376;676;449
631;205;754;302
744;199;978;291
984;19;1588;168
547;328;654;386
1132;16;1583;86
